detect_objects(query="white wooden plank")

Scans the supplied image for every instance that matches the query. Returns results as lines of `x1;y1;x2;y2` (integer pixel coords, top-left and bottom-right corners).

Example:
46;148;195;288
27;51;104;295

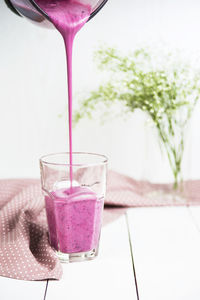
0;276;47;300
127;207;200;300
188;206;200;232
46;214;137;300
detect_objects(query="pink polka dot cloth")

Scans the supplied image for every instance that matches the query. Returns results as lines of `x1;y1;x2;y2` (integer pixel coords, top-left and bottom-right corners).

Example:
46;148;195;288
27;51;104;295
106;171;200;207
0;179;62;281
0;171;199;281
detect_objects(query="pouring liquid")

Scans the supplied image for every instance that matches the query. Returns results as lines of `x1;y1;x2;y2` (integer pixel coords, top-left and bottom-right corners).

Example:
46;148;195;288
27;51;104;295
34;0;103;256
35;0;92;183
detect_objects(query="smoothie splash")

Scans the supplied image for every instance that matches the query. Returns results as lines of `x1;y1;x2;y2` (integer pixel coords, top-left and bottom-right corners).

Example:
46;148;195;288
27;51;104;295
35;0;104;256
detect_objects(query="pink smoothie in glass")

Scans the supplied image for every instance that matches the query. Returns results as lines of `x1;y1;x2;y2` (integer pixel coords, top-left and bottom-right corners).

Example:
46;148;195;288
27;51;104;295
45;186;104;253
34;0;104;254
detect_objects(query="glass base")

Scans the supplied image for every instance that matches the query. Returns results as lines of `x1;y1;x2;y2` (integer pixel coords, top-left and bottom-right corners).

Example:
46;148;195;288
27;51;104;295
56;248;98;263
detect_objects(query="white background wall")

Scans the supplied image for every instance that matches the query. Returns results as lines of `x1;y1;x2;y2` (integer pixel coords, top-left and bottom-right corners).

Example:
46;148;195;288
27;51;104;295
1;0;200;181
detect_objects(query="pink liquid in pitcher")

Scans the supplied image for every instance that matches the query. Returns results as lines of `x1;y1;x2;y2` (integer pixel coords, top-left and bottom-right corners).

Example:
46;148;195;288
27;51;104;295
34;0;104;254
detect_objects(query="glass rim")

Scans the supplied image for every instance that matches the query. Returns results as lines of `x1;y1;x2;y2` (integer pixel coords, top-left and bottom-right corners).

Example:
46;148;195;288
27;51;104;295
40;152;108;167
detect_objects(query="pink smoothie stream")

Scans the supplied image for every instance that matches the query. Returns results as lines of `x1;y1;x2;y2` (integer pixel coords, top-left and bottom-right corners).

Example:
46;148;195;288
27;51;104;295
35;0;92;182
34;0;104;254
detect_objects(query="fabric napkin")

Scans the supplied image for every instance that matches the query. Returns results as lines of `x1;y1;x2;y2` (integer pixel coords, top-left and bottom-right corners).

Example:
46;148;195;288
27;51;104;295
0;179;62;281
106;171;200;207
0;171;200;281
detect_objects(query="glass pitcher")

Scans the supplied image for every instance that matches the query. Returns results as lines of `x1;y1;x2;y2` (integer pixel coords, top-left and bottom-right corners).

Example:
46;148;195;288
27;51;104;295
4;0;108;28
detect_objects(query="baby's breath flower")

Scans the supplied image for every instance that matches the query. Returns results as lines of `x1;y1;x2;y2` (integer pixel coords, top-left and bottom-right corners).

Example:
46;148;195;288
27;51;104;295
74;47;200;189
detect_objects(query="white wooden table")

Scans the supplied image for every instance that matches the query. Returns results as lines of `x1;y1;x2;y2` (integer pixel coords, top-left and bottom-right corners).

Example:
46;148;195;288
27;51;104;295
1;206;200;300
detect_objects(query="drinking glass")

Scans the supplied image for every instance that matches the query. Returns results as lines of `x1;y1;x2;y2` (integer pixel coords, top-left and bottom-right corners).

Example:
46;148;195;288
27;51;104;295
40;152;107;263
